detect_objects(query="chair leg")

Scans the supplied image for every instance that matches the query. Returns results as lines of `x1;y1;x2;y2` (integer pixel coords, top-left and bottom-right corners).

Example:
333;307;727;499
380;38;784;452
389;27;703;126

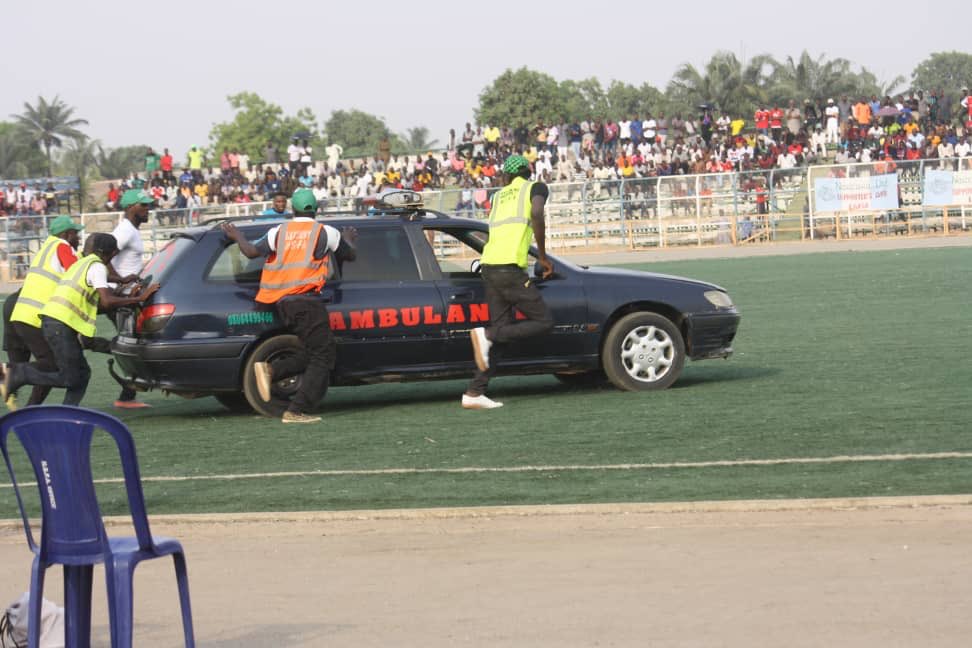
28;559;46;648
63;564;93;648
105;557;135;648
172;552;195;647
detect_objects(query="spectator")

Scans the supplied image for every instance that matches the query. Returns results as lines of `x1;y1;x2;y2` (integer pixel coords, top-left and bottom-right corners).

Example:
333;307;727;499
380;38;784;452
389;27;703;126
160;148;173;182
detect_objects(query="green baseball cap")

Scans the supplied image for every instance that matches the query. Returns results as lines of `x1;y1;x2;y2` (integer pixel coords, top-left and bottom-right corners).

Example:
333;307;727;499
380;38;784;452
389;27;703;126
502;154;530;175
291;188;318;214
48;215;84;236
120;189;154;208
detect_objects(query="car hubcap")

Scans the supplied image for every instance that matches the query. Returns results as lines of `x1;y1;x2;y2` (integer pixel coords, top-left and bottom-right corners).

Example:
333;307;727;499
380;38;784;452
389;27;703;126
619;325;674;383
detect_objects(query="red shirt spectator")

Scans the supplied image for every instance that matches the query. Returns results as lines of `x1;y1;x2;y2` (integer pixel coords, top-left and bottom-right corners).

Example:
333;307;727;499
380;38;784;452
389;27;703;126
160;150;173;172
754;109;769;130
769;108;784;129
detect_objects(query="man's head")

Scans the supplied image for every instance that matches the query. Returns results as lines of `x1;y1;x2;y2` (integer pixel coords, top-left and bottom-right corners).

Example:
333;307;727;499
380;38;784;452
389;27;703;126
120;188;154;226
271;192;288;214
84;232;118;263
48;215;83;249
290;188;317;216
502;154;531;181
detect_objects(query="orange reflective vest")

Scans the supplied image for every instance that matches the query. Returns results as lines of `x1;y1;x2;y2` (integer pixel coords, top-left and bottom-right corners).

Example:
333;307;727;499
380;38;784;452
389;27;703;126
255;221;329;304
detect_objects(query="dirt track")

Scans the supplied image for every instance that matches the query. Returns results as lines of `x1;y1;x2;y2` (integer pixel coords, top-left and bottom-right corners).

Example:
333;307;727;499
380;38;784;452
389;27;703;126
1;237;970;646
1;498;971;647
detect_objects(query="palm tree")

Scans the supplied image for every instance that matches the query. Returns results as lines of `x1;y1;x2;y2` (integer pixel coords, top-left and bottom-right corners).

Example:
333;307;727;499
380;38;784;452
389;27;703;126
400;126;440;153
13;95;89;176
667;51;776;117
768;51;901;102
59;137;100;211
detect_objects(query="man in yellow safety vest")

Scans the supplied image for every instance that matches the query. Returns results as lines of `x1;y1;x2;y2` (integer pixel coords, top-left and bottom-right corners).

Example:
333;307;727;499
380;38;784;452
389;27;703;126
6;215;84;406
1;233;159;408
463;154;554;410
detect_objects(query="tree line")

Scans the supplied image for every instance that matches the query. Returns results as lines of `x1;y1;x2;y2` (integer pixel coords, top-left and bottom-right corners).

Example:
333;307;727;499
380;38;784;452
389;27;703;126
2;50;970;206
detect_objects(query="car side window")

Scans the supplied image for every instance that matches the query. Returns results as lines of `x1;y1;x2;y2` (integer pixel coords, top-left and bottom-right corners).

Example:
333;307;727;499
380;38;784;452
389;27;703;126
337;226;419;282
425;227;488;277
207;243;266;283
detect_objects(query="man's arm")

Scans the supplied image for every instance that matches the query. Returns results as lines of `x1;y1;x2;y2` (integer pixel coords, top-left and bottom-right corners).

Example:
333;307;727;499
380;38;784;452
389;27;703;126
221;222;265;258
530;194;553;279
97;283;159;309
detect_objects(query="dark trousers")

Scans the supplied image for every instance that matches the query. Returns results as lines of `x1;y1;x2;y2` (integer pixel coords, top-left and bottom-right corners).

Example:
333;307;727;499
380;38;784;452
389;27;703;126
272;296;335;414
10;317;90;406
467;265;553;396
106;306;137;401
11;321;55;405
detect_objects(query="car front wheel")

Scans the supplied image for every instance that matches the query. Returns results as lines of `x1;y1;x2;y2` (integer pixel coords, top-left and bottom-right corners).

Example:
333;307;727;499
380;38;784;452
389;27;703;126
602;312;685;391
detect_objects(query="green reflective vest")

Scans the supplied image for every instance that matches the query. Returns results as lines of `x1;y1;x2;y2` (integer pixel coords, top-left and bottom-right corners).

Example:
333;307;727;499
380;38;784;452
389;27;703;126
11;236;69;328
40;254;101;337
480;176;535;268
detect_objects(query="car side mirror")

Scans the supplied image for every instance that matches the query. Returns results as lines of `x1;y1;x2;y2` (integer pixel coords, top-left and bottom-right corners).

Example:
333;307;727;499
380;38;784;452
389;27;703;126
470;259;482;274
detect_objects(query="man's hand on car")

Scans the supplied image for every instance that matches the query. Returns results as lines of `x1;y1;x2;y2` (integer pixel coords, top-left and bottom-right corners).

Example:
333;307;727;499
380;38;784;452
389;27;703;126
538;255;554;279
341;226;358;244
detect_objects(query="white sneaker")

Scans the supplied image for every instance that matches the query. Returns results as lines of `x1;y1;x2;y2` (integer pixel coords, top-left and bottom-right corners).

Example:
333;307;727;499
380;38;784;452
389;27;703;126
254;362;272;401
470;327;492;371
461;394;503;409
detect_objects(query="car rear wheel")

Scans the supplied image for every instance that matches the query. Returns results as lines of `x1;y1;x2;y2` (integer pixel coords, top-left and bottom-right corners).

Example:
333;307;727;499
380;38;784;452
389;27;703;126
602;312;685;391
214;392;253;413
243;335;325;417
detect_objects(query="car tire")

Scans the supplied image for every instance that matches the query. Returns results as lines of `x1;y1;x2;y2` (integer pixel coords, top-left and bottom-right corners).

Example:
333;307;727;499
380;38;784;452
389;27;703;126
243;335;325;417
554;370;607;387
214;392;254;413
602;312;685;391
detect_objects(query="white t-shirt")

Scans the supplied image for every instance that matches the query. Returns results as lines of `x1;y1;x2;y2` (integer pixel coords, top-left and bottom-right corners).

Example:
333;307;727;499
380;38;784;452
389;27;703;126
264;218;341;254
86;261;109;289
619;120;632;139
110;217;145;278
288;144;302;162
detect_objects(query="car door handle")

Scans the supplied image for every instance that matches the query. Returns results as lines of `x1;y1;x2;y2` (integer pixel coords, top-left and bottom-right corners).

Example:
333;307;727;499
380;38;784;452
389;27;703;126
320;291;334;304
449;291;474;302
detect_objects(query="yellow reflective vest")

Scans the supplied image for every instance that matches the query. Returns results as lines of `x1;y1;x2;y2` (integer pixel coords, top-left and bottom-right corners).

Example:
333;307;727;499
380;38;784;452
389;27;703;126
40;254;101;337
11;236;71;328
480;176;535;268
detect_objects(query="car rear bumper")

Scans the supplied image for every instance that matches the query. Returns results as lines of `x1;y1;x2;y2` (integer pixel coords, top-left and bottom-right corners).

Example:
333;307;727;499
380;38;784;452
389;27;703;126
111;336;249;393
684;311;740;360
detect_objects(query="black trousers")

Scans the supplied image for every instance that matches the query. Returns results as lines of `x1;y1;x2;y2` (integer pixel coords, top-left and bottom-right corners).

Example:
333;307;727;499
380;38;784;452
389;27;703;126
10;317;90;406
272;295;335;414
11;321;55;405
467;265;553;396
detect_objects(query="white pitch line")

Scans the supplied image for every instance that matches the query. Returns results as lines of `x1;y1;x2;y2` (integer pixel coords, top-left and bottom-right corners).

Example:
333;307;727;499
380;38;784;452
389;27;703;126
3;451;971;489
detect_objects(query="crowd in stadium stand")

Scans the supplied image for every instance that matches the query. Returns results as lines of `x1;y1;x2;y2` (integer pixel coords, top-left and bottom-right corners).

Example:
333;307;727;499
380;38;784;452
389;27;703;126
110;89;972;211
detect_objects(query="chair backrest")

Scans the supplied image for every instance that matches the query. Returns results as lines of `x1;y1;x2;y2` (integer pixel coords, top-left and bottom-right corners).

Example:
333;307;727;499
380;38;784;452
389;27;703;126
0;406;154;565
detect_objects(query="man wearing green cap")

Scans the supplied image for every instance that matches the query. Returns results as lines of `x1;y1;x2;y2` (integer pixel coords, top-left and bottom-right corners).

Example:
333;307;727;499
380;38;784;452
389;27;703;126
109;189;154;408
221;188;357;423
2;233;160;408
5;215;85;407
463;154;554;410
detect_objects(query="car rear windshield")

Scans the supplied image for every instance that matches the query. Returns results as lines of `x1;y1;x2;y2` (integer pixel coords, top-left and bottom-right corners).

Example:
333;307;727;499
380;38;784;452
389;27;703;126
142;235;194;283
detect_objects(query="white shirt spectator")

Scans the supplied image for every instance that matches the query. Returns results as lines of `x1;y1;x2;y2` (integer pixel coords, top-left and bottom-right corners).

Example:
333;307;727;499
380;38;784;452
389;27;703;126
643;118;657;140
955;140;971;157
288;143;302;163
110;217;145;279
619;120;632;140
546;125;559;147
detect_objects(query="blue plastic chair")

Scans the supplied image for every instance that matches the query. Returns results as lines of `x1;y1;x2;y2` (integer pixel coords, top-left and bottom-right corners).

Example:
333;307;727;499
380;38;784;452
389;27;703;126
0;405;195;648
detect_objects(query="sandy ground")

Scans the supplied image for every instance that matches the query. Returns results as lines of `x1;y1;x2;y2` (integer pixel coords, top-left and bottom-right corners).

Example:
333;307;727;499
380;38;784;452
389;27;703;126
1;497;971;647
1;236;970;646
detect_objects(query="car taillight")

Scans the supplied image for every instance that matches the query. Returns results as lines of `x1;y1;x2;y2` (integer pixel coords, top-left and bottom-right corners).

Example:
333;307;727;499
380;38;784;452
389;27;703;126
136;303;175;334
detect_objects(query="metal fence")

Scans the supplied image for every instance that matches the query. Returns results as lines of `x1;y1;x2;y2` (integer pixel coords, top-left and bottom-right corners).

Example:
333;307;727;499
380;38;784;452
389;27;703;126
3;160;972;283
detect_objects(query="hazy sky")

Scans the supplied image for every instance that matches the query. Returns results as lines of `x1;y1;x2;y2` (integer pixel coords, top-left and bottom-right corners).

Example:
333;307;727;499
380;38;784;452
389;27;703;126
3;0;967;158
